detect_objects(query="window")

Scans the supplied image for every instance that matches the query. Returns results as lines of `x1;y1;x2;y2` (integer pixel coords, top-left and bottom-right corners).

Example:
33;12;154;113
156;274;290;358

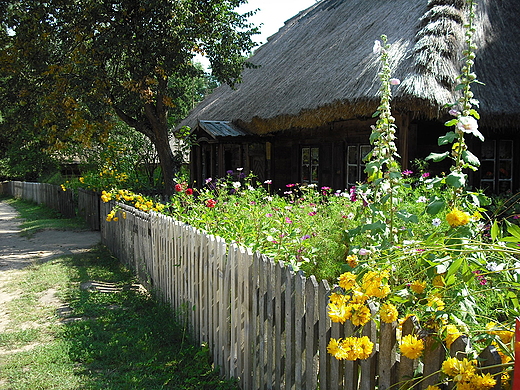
346;144;371;188
480;140;513;193
301;147;319;184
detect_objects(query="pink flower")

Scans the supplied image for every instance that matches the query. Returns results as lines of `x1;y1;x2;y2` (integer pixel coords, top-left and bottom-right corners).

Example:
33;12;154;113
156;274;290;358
285;217;293;224
421;172;430;178
185;188;193;195
308;211;317;216
175;183;183;192
389;78;401;85
402;170;413;176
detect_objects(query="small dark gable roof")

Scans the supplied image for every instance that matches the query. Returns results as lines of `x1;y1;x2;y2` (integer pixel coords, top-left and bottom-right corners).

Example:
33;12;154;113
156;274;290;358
179;0;520;134
196;120;250;140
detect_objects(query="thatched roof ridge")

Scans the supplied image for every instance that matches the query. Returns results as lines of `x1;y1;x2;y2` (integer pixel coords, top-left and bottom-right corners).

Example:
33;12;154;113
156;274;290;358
180;0;520;133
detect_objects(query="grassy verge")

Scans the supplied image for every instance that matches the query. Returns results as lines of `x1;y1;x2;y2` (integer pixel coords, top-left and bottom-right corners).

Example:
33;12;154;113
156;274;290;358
0;197;238;390
1;195;89;237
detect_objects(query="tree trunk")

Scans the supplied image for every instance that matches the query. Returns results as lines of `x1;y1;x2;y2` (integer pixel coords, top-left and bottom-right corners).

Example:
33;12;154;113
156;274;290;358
153;131;178;196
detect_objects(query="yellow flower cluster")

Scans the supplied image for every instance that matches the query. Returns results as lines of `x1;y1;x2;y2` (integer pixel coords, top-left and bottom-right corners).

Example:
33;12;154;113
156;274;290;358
441;357;496;389
399;334;424;359
327;336;374;361
106;209;119;222
101;189;166;222
329;270;392;328
446;208;471;228
101;190;112;202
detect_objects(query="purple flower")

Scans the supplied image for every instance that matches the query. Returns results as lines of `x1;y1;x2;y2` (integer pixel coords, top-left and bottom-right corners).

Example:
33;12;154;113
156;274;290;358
308;211;317;216
349;186;357;202
285;217;293;224
402;170;413;176
265;213;273;217
301;234;311;240
449;109;460;117
359;248;369;256
421;172;430;178
226;170;233;175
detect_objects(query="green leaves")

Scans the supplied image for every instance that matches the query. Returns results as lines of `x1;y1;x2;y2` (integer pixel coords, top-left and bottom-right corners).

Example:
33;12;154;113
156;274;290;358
425;151;449;162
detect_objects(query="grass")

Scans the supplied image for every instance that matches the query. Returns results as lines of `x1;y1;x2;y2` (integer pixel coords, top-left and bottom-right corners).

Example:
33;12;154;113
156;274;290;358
0;197;239;390
1;195;89;237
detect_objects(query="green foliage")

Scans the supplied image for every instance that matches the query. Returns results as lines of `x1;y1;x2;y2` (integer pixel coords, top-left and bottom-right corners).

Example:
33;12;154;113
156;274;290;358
0;0;259;194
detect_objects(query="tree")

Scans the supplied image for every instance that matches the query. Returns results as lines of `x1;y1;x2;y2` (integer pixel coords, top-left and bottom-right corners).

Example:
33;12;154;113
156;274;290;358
0;0;258;194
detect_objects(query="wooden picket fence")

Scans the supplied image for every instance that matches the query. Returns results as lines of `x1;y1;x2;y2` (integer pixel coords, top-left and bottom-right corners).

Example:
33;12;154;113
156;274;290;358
100;200;509;390
0;181;513;389
0;180;75;218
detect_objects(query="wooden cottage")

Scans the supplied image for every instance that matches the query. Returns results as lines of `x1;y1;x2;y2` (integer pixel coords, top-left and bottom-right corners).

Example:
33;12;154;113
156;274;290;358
179;0;520;193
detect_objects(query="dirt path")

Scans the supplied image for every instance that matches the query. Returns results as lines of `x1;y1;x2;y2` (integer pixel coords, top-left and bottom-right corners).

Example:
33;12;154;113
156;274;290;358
0;200;101;335
0;201;101;271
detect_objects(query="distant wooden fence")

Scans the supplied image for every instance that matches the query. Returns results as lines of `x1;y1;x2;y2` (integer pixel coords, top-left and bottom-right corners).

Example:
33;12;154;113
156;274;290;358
0;181;510;389
0;181;76;218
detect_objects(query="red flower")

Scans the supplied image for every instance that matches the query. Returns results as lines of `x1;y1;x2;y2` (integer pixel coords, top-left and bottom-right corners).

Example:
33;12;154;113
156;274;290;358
175;183;183;192
206;199;216;208
185;188;193;195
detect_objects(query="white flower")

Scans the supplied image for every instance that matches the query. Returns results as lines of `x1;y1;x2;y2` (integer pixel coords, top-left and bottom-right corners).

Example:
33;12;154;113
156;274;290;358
513;262;520;274
486;262;505;272
236;167;243;171
432;218;442;227
358;248;370;256
373;40;382;54
456;116;478;134
416;196;428;203
232;181;241;189
389;78;401;85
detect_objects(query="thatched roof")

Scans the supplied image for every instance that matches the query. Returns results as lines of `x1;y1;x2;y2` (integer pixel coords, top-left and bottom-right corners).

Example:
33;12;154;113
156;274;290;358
180;0;520;134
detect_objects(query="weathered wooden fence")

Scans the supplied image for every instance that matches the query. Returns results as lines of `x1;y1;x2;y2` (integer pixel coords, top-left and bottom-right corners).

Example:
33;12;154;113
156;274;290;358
100;201;507;390
0;180;76;218
0;181;511;389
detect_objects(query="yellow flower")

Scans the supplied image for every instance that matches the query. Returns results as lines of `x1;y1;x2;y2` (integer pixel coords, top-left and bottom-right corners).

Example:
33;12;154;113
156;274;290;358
338;272;357;290
327;338;342;357
446;208;471;227
329;292;347;305
400;334;424;359
328;302;349;324
444;324;463;348
380;302;399;323
425;386;441;390
79;177;85;183
350;304;371;326
362;270;391;298
441;357;476;382
410;280;426;294
486;322;514;344
356;336;374;359
427;293;445;311
470;373;496;389
327;337;374;361
346;254;358;267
